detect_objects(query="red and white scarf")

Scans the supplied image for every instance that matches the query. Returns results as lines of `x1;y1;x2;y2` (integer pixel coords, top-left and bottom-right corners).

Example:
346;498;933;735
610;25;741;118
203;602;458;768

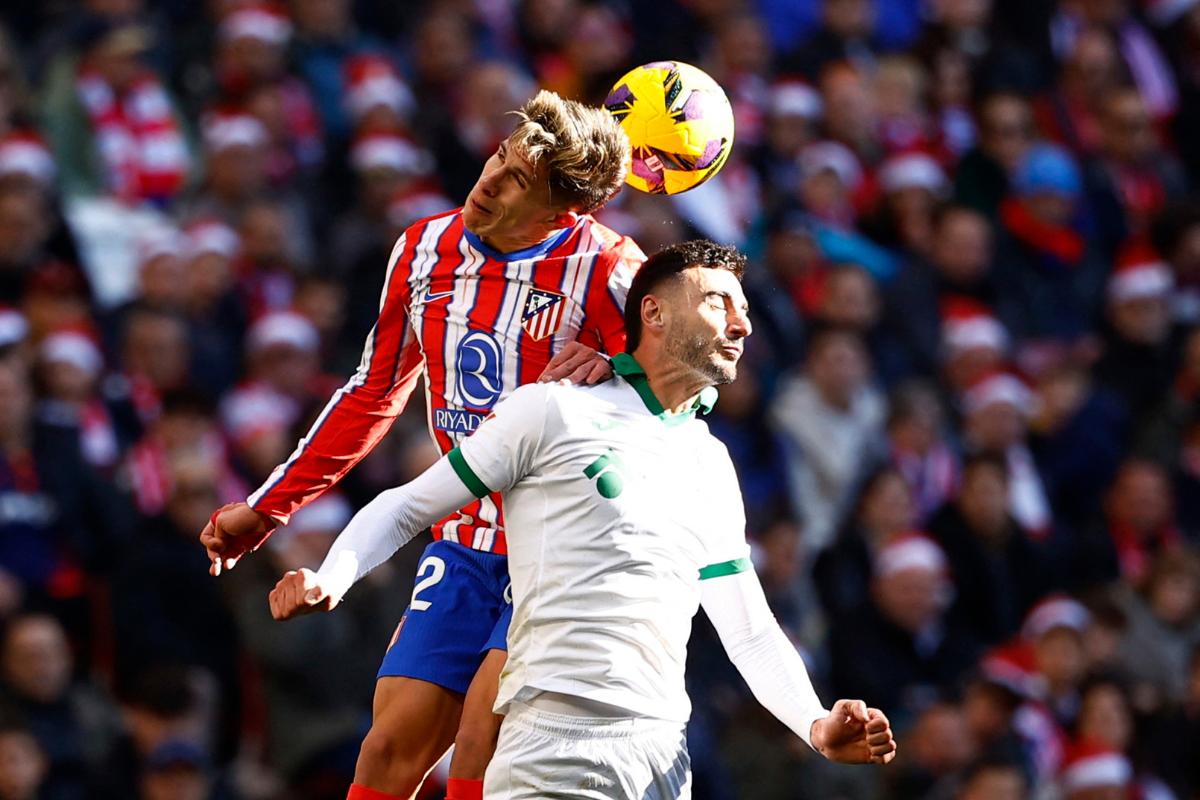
76;69;190;203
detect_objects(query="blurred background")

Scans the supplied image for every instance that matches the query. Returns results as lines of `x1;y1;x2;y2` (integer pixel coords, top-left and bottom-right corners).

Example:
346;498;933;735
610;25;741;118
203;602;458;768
0;0;1196;798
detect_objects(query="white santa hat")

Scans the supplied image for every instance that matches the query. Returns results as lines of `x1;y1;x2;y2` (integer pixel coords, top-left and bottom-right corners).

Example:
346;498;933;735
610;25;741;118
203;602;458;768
388;190;455;229
247;310;319;354
798;141;863;191
40;328;104;377
345;55;414;121
351;134;430;175
1060;741;1132;794
875;534;948;578
1022;595;1091;640
203;112;269;153
137;226;185;266
769;80;823;120
220;4;292;44
942;297;1009;357
281;493;354;536
963;370;1034;416
0;132;55;187
184;220;241;261
879;152;949;197
1109;241;1173;304
0;307;28;348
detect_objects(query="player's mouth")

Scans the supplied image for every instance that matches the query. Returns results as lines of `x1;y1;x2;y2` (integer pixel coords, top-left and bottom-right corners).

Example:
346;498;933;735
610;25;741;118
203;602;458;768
719;343;742;360
469;198;493;217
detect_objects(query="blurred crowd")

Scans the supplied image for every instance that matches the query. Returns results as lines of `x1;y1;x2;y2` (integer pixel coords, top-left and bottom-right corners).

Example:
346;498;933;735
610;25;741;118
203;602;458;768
0;0;1196;798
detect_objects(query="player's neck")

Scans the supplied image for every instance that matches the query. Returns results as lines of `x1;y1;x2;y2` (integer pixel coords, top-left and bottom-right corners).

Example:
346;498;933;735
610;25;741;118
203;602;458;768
629;346;712;415
477;222;564;254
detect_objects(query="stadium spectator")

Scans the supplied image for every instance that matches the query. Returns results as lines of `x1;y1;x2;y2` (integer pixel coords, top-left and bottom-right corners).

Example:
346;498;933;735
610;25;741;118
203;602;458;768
772;327;887;551
0;717;48;800
929;452;1049;644
0;612;123;799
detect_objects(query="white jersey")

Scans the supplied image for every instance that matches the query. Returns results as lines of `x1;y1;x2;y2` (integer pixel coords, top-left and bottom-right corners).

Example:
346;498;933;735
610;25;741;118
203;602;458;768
449;353;752;723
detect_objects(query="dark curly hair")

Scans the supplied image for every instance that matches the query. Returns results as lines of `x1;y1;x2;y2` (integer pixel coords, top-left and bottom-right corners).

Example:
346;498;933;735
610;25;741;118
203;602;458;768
623;240;747;351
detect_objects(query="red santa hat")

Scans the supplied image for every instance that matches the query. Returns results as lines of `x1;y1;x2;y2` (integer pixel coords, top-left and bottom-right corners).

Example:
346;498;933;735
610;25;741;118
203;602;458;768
768;79;823;120
963;369;1034;416
350;133;430;175
978;642;1042;699
798;141;863;191
1144;0;1200;25
878;151;949;197
0;131;55;187
345;55;414;121
1060;740;1132;794
0;307;28;348
874;533;948;578
942;296;1008;357
1109;240;1173;304
219;3;292;44
202;111;269;153
184;220;240;261
247;310;319;354
1022;594;1091;640
40;326;104;378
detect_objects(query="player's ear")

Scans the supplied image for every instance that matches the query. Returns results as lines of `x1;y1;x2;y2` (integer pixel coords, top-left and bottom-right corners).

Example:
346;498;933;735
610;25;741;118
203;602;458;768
641;294;665;332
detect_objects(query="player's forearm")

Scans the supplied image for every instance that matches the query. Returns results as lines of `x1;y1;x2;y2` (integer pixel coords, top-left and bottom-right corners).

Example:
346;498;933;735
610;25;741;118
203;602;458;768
249;356;421;524
314;458;474;599
701;572;828;748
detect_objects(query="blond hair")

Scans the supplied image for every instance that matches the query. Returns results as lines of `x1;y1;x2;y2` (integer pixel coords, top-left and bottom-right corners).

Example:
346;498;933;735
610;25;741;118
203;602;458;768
509;90;629;214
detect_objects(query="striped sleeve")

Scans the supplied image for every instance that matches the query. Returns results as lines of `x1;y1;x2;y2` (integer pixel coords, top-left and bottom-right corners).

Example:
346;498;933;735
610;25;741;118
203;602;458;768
580;234;644;355
247;232;424;525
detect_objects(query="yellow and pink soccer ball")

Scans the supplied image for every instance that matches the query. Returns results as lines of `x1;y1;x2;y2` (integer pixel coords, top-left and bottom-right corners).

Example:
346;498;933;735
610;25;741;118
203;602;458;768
604;61;735;195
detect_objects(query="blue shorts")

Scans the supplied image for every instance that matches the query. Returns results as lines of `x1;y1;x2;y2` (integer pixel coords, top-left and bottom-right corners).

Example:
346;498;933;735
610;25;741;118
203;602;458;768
378;540;512;694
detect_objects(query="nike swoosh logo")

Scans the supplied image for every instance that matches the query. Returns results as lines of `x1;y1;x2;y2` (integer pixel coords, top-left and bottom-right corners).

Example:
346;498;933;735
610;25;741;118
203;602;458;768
423;290;455;302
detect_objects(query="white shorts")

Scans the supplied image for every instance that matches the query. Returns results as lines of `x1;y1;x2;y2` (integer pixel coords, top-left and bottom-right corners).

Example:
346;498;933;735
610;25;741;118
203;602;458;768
483;702;692;799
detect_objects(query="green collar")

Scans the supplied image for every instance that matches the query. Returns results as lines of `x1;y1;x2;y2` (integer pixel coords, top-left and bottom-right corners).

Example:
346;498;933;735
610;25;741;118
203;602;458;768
611;353;718;425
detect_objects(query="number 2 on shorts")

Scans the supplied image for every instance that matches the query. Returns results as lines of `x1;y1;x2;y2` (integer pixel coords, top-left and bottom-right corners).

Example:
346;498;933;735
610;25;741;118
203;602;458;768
410;556;446;611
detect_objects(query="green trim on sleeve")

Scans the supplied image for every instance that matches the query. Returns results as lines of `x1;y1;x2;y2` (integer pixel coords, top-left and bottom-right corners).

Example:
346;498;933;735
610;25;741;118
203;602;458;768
698;557;752;580
448;448;492;499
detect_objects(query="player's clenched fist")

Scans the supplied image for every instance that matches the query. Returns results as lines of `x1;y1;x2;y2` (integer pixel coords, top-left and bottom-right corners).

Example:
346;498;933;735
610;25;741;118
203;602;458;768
269;568;341;620
810;699;897;765
200;502;276;576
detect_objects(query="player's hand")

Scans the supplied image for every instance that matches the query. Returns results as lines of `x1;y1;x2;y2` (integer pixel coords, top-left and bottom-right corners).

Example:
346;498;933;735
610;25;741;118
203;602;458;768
810;700;896;765
538;342;612;385
200;502;277;576
268;568;341;620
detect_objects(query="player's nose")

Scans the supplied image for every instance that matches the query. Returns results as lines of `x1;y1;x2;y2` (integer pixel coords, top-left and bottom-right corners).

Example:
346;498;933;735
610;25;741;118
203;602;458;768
727;309;752;339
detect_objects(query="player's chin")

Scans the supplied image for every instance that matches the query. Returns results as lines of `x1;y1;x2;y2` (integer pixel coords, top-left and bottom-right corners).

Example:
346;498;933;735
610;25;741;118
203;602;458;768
705;357;738;386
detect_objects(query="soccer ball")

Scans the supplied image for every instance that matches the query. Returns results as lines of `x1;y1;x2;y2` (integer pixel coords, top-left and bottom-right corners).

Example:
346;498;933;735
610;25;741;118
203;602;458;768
604;61;735;195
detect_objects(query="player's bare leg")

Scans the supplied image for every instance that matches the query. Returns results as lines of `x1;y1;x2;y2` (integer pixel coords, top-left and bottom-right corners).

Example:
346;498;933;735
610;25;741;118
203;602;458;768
349;676;463;799
445;648;507;799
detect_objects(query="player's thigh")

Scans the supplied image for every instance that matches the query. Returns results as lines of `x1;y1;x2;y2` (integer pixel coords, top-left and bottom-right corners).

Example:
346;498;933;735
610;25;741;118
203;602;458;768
449;648;507;777
367;675;463;755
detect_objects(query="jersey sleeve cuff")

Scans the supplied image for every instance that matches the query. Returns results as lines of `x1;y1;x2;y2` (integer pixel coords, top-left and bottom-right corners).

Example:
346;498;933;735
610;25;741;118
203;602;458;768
448;447;492;499
699;556;752;580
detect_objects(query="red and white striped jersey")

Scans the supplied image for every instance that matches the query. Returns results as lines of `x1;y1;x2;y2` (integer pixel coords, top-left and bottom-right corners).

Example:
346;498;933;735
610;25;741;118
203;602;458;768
248;208;643;554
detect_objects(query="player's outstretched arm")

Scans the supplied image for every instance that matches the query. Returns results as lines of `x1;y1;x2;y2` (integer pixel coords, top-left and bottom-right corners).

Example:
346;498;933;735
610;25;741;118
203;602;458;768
269;458;476;620
700;567;895;764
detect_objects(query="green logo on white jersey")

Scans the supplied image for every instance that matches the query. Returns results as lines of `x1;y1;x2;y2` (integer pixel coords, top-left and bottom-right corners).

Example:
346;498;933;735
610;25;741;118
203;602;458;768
583;451;625;499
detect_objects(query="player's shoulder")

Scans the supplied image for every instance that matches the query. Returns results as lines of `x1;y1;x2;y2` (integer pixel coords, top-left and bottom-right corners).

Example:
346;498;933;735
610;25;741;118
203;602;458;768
577;215;646;265
400;206;462;242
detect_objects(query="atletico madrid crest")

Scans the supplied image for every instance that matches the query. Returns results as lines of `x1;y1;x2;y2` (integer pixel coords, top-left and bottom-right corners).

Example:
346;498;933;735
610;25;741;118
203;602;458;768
522;288;567;340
